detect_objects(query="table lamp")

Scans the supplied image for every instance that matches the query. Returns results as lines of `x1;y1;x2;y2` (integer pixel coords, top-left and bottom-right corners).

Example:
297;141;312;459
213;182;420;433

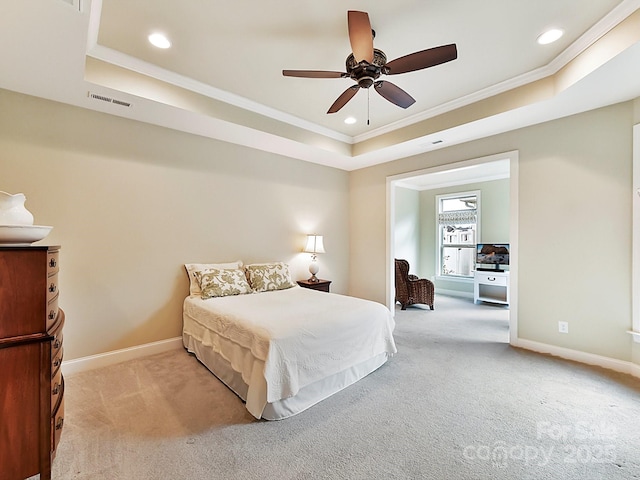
303;234;325;283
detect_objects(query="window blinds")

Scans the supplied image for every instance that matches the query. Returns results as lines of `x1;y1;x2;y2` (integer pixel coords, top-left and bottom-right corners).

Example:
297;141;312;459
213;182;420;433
438;210;477;225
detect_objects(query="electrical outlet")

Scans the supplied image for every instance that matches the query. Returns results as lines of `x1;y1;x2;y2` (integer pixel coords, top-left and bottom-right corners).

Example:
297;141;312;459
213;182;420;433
558;321;569;334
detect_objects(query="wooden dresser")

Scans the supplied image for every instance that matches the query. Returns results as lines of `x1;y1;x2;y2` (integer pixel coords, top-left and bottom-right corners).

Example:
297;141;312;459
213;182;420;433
0;246;65;480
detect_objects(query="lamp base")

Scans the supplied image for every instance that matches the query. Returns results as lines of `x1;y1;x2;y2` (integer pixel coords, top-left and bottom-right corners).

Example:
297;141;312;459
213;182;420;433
308;259;320;283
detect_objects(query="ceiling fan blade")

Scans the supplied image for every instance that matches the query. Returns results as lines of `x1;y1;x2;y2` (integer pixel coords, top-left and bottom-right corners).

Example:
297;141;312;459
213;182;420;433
327;85;359;114
385;44;457;75
374;81;415;109
283;70;347;79
347;11;374;63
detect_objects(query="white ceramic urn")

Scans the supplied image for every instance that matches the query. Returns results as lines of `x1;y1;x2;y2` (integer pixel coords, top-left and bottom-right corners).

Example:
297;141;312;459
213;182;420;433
0;191;35;225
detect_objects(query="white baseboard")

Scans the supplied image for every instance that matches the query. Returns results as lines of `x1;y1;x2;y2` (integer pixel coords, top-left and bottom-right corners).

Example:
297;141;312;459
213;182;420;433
62;336;183;377
513;338;640;380
436;289;474;299
61;334;640;382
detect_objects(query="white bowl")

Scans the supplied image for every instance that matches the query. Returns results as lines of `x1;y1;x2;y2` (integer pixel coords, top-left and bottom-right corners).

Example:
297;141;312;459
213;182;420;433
0;225;53;245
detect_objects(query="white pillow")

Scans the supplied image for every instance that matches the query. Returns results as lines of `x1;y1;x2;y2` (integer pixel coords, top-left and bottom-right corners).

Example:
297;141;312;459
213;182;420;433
245;262;296;293
195;268;252;299
185;261;243;296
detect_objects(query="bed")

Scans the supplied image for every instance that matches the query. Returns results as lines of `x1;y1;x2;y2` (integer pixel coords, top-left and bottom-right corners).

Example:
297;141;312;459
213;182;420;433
182;261;397;420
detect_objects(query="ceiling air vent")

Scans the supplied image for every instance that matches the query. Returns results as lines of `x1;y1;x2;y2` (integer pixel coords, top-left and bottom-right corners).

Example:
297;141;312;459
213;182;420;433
88;92;132;108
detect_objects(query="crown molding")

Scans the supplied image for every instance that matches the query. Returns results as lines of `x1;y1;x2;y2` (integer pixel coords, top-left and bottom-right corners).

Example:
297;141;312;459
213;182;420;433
84;0;640;149
354;0;640;143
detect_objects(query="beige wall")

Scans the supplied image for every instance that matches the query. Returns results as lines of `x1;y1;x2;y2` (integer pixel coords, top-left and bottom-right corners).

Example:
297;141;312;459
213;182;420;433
350;101;635;363
2;87;637;367
0;89;350;360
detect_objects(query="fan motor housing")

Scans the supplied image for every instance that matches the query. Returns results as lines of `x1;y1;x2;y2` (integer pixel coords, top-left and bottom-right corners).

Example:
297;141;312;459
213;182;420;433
346;48;387;88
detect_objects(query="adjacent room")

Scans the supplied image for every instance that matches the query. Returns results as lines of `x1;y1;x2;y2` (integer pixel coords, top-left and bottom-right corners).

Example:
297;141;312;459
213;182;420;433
1;1;640;479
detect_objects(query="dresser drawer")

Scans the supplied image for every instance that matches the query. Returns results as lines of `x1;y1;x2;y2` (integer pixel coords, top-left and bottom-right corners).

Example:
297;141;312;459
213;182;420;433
51;368;64;414
46;272;59;304
46;296;59;331
475;272;508;286
47;250;60;276
51;331;63;359
50;314;64;348
52;395;65;455
52;346;63;377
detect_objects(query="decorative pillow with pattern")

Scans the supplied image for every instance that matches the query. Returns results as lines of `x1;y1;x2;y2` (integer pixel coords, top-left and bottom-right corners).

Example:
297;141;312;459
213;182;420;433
185;261;243;296
246;262;296;292
195;268;252;299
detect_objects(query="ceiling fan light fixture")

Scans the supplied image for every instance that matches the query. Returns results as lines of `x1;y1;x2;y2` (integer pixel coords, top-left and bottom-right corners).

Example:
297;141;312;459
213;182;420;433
537;28;564;45
283;10;458;115
148;33;171;49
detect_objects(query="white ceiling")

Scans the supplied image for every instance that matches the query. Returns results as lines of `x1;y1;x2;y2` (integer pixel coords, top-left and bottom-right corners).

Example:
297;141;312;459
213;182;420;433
1;0;640;171
395;159;510;191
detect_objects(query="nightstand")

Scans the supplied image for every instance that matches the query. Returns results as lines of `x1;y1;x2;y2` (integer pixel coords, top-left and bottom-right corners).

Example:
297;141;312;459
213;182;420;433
297;279;332;292
474;270;509;305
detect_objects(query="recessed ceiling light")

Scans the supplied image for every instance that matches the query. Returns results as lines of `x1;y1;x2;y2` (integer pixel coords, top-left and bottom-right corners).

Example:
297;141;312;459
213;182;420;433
344;117;357;125
148;33;171;49
537;28;564;45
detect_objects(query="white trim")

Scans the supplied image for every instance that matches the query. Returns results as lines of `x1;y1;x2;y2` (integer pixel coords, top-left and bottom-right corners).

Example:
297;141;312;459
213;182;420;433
87;45;353;145
436;289;474;300
84;0;351;145
513;338;640;380
396;171;509;191
386;180;396;310
632;123;640;343
355;0;640;143
435;275;474;284
61;336;183;377
508;153;519;344
84;0;640;146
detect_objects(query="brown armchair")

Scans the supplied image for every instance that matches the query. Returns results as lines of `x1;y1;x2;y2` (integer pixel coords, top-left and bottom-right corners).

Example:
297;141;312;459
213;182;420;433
394;259;435;310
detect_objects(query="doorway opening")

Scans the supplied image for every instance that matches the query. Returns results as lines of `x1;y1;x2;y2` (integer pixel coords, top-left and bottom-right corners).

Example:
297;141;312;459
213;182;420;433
386;151;519;344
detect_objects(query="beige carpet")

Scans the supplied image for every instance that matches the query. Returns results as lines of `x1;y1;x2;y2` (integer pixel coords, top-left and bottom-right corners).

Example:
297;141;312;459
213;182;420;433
49;295;640;479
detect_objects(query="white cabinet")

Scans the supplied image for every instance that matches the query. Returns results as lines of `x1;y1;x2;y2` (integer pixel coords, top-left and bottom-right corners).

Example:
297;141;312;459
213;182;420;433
474;270;509;305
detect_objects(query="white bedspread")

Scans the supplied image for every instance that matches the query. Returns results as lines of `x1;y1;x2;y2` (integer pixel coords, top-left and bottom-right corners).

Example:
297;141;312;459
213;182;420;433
183;286;396;413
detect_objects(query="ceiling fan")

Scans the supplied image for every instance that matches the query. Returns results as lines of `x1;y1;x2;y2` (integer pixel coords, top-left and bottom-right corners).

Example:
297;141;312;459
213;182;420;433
282;10;457;114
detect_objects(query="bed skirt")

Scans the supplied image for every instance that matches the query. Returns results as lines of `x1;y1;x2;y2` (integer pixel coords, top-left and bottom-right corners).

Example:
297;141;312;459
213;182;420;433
183;331;389;420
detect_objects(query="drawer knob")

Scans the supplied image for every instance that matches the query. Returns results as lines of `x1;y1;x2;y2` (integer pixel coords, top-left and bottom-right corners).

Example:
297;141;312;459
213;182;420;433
53;383;61;395
49;310;56;320
55;417;64;430
49;283;57;293
488;277;496;281
49;258;57;268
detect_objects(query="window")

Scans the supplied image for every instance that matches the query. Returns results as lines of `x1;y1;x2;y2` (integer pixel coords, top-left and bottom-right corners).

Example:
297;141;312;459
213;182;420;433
437;192;480;278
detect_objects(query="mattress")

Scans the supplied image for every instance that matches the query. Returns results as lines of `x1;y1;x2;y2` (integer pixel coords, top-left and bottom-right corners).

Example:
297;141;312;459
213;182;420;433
182;286;396;419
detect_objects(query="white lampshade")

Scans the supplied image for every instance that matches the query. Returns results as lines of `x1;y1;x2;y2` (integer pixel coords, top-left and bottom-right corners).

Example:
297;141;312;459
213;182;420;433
303;235;325;254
